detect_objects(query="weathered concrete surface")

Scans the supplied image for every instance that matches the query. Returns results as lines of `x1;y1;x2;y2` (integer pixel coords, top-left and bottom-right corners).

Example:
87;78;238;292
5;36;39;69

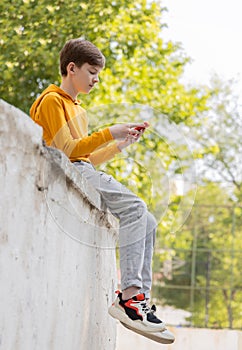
117;319;242;350
0;99;118;350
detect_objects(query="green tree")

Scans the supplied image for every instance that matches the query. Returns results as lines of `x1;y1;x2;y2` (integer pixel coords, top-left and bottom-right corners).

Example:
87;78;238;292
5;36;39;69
190;77;242;202
153;182;242;329
0;0;208;121
152;79;242;328
0;0;209;225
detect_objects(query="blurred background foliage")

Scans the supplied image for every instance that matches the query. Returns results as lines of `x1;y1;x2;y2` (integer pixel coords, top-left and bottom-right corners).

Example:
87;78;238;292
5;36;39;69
0;0;209;119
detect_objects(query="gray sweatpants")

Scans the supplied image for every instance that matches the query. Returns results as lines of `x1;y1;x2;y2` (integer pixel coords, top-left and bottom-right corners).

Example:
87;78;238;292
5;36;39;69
74;161;157;299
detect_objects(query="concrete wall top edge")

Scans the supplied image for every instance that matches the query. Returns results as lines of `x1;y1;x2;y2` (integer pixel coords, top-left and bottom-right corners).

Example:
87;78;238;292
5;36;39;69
0;98;118;231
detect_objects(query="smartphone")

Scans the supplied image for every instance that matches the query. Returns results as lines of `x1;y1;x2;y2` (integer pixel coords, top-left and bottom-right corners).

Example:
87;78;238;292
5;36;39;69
134;126;145;131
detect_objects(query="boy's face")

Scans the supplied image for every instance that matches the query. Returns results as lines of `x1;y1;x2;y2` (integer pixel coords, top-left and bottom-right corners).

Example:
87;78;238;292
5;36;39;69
70;62;102;94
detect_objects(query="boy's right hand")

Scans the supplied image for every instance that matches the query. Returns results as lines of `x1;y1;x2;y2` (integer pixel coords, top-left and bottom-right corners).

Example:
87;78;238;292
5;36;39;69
109;122;148;140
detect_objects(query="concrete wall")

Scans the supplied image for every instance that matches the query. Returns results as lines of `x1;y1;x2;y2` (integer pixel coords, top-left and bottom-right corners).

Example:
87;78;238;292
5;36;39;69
0;100;118;350
117;322;242;350
116;313;242;350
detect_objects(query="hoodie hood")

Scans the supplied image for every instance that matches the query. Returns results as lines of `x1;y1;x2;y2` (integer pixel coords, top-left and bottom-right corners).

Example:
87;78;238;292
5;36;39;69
30;84;76;121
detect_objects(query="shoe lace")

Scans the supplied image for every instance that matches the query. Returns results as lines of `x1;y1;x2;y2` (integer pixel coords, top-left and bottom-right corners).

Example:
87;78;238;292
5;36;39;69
144;303;161;321
140;301;152;314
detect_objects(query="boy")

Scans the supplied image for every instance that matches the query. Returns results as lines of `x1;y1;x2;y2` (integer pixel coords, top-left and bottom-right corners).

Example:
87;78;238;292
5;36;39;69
30;38;171;337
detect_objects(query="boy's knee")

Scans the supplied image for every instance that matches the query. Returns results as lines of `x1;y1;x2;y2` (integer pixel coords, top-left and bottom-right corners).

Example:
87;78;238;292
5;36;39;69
148;212;157;228
135;199;147;219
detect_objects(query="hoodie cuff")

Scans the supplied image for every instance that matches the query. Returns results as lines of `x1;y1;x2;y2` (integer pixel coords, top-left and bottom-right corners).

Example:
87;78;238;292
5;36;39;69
101;127;114;142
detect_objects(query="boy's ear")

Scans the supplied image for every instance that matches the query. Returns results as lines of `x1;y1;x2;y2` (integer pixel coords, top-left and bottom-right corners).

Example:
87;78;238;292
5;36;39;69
67;62;75;73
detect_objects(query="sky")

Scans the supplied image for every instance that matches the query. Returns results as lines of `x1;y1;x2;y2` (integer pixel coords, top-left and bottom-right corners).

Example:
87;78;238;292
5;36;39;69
162;0;242;103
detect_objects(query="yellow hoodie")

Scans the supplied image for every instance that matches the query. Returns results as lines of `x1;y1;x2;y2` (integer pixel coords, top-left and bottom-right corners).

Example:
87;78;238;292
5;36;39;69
30;85;120;165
